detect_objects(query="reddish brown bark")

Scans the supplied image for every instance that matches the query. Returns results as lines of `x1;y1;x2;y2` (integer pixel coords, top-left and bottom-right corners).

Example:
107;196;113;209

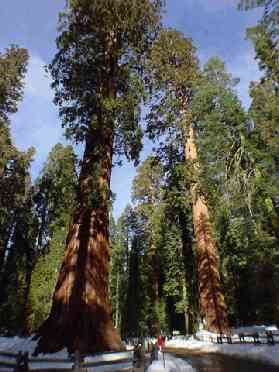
34;126;123;354
185;124;229;333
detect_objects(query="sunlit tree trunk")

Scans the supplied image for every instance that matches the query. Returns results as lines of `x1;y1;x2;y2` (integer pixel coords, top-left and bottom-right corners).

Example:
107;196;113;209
35;124;123;354
185;122;229;333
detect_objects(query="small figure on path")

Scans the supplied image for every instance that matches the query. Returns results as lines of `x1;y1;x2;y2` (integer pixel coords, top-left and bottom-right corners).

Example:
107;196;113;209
157;334;164;351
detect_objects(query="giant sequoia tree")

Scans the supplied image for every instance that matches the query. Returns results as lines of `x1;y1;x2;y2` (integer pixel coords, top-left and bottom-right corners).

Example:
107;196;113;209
35;0;163;354
147;29;228;333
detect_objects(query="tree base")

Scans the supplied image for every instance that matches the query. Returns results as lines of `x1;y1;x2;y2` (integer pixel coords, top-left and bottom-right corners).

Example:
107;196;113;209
33;303;124;355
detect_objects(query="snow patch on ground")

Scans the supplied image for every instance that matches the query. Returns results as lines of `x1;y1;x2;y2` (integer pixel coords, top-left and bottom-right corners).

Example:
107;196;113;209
0;337;134;371
147;351;194;372
0;335;67;358
2;327;279;370
166;327;279;367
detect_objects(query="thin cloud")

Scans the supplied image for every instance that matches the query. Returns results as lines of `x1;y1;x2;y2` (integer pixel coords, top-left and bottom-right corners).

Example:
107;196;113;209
186;0;236;14
25;54;53;101
198;45;261;109
11;53;64;179
227;47;262;108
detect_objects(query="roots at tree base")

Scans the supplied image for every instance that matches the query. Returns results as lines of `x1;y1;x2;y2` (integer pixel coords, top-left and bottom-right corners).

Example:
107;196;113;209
33;302;124;355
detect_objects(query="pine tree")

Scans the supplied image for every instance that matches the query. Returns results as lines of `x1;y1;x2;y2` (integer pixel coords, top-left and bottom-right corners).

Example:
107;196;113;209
0;181;37;334
160;221;189;334
132;155;163;336
118;205;149;337
233;0;279;324
0;46;28;123
0;148;35;271
125;220;145;336
109;213;129;335
0;45;29;269
162;154;198;334
35;0;164;354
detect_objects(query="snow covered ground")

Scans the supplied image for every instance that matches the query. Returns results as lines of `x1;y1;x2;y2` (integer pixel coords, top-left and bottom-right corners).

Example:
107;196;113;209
0;335;68;357
147;351;194;372
1;326;279;370
0;336;133;371
166;326;279;367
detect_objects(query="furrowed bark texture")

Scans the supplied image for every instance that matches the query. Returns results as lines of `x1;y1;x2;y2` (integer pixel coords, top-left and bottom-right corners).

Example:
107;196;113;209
185;124;229;333
34;126;123;354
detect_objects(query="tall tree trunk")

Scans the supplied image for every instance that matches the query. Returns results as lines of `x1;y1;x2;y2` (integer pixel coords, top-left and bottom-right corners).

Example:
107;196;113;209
148;240;160;336
0;230;9;270
22;262;33;334
185;124;229;333
115;269;120;329
182;281;189;334
0;218;15;272
179;210;198;334
125;240;140;337
34;125;123;354
148;187;160;336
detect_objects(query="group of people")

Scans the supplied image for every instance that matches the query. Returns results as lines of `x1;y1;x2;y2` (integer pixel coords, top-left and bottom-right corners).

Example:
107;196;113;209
133;334;167;367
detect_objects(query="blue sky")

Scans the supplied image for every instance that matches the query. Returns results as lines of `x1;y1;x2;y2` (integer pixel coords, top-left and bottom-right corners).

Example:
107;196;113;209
0;0;263;218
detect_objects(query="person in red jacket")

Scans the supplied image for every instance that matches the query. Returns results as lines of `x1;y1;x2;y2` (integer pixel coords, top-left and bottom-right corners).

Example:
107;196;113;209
157;334;163;351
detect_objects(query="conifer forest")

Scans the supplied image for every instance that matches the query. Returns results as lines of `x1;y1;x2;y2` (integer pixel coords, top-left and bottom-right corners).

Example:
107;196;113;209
0;0;278;358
